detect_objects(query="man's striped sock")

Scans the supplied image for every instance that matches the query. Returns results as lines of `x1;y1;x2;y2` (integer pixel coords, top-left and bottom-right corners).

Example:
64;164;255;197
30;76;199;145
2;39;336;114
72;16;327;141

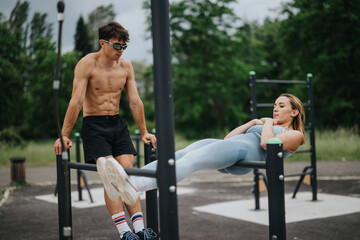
131;212;145;233
112;212;131;237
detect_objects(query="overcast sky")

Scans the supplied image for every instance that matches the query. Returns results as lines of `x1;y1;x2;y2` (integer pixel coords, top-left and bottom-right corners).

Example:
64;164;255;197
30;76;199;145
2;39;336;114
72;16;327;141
1;0;288;63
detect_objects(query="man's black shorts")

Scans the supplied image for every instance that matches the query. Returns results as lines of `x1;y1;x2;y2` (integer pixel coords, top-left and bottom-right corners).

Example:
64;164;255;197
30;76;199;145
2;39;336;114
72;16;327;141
81;115;137;164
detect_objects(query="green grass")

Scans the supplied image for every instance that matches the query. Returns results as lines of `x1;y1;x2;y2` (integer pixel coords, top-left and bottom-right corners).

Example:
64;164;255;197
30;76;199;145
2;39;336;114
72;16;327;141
0;128;359;168
286;127;360;162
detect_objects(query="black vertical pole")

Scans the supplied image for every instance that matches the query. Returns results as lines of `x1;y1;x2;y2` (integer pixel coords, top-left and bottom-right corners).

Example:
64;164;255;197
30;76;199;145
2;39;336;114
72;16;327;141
75;133;82;201
135;130;141;168
253;169;260;210
250;71;261;209
56;155;65;239
150;0;179;239
307;73;317;201
144;144;159;234
56;154;73;240
266;138;286;240
249;71;257;119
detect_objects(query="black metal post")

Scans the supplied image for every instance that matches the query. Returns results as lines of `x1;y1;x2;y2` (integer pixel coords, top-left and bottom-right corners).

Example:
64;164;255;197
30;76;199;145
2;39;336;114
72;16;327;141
249;71;257;119
150;0;179;239
56;154;73;240
135;130;141;168
249;71;262;209
307;73;317;201
266;139;286;240
75;133;82;201
253;169;260;210
144;144;159;234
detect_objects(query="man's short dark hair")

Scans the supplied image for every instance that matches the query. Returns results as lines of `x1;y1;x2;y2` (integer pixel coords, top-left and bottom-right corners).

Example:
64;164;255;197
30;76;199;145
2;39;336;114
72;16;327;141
98;21;130;43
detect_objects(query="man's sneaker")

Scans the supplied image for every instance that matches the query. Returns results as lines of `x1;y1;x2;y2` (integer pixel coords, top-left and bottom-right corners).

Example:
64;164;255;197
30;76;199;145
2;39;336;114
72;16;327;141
96;157;120;200
136;228;158;240
105;157;141;205
121;231;140;240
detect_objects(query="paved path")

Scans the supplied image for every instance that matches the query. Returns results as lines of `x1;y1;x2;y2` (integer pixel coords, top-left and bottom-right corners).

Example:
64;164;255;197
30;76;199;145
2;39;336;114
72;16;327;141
1;161;359;239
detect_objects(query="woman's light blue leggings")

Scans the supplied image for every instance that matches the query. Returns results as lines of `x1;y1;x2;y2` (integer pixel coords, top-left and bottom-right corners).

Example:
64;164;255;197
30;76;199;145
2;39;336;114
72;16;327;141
134;133;265;192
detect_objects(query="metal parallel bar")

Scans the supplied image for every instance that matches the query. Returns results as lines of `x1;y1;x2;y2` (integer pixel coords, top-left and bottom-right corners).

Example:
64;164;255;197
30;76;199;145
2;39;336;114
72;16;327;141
285;171;312;178
266;141;286;240
295;149;311;153
144;144;159;235
233;161;266;169
67;162;157;178
296;149;311;153
256;103;310;108
256;79;307;85
150;1;179;239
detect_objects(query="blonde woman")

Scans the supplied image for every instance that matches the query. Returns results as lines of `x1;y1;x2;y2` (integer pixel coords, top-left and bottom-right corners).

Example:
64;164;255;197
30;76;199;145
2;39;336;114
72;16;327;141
99;93;306;204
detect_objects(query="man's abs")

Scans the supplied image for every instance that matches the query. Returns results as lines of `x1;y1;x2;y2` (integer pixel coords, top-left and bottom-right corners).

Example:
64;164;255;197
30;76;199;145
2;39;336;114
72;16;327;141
82;90;122;116
83;60;128;116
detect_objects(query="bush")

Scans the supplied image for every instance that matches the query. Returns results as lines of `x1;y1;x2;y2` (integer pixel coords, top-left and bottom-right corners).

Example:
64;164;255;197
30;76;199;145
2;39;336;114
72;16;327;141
0;127;26;148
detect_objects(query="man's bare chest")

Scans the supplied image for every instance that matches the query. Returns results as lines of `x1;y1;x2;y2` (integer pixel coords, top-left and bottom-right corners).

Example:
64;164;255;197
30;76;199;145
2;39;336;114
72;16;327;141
89;68;127;92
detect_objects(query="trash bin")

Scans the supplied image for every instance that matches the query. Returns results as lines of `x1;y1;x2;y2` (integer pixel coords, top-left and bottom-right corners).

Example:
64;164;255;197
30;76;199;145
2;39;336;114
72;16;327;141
10;157;26;185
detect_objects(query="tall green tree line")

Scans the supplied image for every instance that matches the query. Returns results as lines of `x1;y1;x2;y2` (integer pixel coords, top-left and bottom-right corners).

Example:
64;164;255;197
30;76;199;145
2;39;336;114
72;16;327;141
1;0;359;143
149;0;359;138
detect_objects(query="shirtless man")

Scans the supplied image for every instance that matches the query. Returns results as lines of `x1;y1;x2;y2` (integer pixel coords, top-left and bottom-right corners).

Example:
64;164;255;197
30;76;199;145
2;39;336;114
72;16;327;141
54;21;158;240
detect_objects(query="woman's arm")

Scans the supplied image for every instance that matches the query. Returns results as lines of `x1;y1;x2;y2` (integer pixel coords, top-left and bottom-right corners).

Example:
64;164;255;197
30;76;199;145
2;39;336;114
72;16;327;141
260;118;304;153
224;119;263;139
260;118;276;149
272;130;304;153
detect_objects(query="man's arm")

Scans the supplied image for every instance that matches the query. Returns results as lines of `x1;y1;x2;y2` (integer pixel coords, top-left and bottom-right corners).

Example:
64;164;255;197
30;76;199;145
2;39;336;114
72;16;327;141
54;58;92;155
124;61;157;148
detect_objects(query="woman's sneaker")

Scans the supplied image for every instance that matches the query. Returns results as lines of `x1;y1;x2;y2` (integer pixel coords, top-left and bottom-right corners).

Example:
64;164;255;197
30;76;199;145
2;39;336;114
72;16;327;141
105;157;141;205
136;228;158;240
96;157;120;200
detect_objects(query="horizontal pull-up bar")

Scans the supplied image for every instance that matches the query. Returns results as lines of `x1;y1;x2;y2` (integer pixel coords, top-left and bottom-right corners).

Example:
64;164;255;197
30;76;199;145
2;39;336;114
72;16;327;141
256;103;310;108
233;161;266;169
256;79;307;85
67;161;157;178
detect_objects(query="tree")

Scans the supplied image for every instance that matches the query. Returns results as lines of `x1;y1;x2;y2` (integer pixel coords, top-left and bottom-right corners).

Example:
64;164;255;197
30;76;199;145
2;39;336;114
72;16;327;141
87;5;116;51
58;51;83;136
132;61;155;125
23;38;57;139
169;0;248;138
0;1;31;135
0;22;25;131
8;0;30;33
74;15;93;57
29;12;53;50
279;0;360;129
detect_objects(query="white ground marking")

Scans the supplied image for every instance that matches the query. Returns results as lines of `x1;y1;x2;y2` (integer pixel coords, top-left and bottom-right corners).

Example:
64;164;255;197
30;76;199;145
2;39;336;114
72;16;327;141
35;187;196;209
193;192;360;225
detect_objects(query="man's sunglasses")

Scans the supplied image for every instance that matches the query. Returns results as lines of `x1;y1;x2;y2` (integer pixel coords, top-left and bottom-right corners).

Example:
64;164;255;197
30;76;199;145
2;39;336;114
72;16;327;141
102;39;128;50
